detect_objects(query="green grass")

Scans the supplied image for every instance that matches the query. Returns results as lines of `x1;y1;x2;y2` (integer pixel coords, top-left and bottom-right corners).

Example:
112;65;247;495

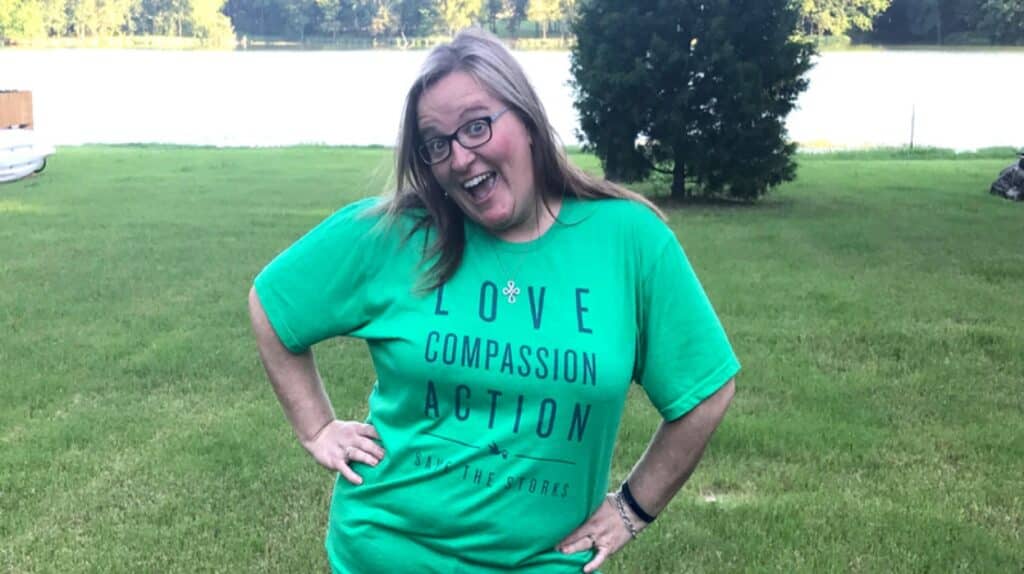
1;146;1021;572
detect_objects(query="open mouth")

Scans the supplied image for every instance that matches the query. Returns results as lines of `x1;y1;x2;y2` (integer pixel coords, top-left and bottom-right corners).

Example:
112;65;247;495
462;171;497;202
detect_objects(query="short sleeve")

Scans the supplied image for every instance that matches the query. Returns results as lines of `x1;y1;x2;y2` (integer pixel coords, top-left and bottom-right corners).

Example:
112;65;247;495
253;198;400;353
635;237;740;421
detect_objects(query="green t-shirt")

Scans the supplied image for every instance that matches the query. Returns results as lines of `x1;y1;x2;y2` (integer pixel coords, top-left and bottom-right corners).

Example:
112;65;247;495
254;196;740;573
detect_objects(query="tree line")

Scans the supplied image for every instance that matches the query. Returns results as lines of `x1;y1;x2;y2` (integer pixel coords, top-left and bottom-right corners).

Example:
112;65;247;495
1;0;1021;46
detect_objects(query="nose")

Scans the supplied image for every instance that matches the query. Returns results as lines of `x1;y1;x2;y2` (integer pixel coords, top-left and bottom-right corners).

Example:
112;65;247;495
449;139;475;172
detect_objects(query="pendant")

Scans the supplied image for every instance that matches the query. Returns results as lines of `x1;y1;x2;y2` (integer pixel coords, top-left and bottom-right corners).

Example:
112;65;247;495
502;279;521;304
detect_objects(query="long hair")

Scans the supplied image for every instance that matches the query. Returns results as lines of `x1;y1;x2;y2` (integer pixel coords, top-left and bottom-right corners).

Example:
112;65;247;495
382;27;663;290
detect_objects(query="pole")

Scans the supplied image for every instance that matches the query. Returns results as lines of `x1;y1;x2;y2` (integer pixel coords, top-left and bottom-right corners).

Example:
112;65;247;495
910;104;916;151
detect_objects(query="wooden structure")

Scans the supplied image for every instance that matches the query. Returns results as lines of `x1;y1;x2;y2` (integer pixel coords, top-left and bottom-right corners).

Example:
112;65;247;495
0;91;34;129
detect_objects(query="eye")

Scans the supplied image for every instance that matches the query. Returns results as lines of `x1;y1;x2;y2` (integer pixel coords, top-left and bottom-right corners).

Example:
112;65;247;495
463;119;489;137
425;138;447;153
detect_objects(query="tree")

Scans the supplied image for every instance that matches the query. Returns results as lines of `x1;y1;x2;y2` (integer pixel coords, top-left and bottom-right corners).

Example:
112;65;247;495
558;0;575;36
395;0;434;37
434;0;480;34
315;0;341;37
190;0;236;44
526;0;559;38
68;0;100;36
795;0;892;36
41;0;69;36
503;0;525;36
571;0;814;200
282;0;314;38
369;0;398;35
0;0;45;42
866;0;978;44
482;0;501;31
976;0;1024;44
96;0;133;35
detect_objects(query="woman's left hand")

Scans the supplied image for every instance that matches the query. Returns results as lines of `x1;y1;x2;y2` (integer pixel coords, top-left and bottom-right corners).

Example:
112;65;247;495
555;493;640;573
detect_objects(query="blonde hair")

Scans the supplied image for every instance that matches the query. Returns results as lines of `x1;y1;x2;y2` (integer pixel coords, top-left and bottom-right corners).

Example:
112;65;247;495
382;27;663;289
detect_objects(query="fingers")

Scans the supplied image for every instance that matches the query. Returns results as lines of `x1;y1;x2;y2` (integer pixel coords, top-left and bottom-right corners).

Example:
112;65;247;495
345;445;381;468
556;532;594;555
557;531;610;573
357;423;381;440
335;460;364;485
353;437;386;460
583;545;610;574
306;420;386;482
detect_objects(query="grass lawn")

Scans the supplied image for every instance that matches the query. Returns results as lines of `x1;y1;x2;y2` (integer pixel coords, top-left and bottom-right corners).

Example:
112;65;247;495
1;146;1021;572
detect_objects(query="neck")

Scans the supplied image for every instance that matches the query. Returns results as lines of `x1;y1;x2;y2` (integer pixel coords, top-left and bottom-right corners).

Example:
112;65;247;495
495;194;563;243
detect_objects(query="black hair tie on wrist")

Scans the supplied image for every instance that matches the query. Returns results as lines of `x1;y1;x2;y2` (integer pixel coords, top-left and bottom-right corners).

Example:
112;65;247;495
621;481;657;523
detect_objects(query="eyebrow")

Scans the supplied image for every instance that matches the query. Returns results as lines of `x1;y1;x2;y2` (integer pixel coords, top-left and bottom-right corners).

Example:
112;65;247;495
419;104;492;138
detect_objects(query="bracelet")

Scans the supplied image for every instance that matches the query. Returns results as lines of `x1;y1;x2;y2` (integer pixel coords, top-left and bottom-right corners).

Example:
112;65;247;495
620;481;657;523
613;491;640;539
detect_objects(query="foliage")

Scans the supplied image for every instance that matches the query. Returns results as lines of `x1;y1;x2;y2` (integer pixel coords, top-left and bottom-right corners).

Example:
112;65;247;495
865;0;1019;45
191;0;236;44
0;0;45;42
524;0;557;38
975;0;1024;44
434;0;481;34
503;0;527;35
571;0;815;200
2;0;1018;46
794;0;892;36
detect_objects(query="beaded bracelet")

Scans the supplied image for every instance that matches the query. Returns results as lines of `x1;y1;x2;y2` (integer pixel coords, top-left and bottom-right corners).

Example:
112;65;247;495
620;481;658;523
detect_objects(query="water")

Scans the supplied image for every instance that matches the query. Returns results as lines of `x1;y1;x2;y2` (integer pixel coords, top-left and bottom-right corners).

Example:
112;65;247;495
1;48;1021;151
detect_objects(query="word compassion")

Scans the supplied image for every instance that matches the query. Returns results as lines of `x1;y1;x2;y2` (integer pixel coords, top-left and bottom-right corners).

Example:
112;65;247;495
429;284;598;385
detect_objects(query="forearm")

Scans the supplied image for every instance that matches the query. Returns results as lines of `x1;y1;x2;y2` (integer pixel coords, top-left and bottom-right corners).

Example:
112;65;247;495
248;287;335;443
625;379;735;516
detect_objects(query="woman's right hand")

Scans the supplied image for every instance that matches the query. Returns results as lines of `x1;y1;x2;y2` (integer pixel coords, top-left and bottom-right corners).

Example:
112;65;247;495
301;420;385;485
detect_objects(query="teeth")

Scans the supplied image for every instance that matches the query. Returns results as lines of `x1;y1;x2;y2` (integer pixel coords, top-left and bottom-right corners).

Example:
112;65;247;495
463;172;493;190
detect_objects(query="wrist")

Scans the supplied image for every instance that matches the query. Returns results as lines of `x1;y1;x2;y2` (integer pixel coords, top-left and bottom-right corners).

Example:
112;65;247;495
299;417;335;445
619;481;658;524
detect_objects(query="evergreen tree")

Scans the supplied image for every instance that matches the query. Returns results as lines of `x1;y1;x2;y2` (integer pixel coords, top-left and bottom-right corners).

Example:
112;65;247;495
571;0;814;200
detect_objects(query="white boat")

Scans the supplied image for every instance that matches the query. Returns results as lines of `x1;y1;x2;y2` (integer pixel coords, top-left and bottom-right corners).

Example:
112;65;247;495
0;129;55;184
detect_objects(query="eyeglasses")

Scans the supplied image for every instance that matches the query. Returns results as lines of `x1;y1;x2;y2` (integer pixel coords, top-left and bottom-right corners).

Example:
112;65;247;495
417;108;510;165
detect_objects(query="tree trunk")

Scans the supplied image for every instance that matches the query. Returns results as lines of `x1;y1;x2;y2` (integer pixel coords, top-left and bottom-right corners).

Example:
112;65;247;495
671;155;687;199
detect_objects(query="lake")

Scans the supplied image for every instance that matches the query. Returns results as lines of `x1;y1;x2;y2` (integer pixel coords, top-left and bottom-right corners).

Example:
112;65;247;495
1;48;1021;151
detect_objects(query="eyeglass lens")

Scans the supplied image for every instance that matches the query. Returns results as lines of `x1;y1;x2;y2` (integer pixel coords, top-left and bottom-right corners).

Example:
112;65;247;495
423;118;492;164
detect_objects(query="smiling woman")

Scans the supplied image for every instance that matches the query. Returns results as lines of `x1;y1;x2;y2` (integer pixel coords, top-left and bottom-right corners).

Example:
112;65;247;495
250;27;740;574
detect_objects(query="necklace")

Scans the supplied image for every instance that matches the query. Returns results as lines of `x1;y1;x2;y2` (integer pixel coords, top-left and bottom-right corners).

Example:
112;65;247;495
493;250;532;304
490;209;545;304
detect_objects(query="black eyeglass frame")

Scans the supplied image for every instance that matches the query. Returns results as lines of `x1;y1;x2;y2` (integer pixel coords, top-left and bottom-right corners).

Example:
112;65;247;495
417;107;510;166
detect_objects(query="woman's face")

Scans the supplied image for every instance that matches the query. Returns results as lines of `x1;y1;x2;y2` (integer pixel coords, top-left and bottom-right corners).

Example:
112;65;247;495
417;71;541;241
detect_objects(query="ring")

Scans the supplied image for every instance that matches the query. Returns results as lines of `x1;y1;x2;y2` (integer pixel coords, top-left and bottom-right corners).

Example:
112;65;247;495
585;533;596;548
343;446;353;459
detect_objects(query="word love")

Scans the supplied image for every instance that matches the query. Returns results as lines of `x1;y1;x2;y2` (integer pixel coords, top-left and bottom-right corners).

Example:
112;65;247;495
434;283;594;334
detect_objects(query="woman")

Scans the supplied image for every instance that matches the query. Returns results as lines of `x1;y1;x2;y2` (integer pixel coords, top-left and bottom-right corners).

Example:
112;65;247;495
249;28;739;574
